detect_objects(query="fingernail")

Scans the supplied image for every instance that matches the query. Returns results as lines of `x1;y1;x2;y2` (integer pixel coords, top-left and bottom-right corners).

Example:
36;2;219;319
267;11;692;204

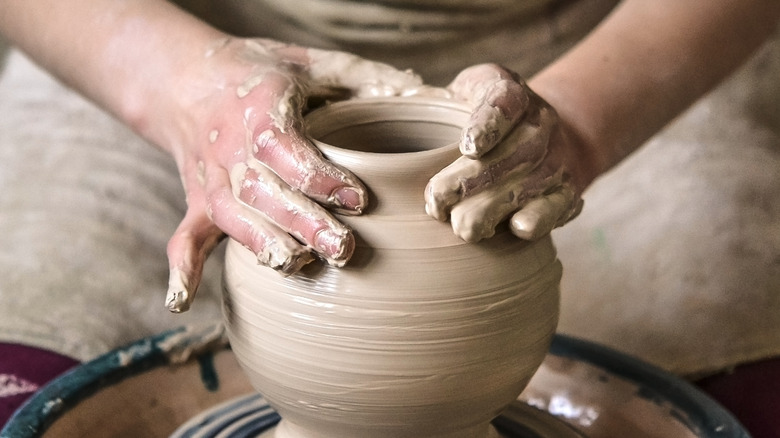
166;267;192;313
332;186;366;214
314;228;355;266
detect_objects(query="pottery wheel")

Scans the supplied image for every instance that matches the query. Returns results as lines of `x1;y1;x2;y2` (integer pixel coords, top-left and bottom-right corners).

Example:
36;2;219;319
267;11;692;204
170;393;584;438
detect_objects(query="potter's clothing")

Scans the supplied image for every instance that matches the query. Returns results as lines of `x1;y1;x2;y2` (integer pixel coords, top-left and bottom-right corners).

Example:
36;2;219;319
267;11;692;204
241;0;553;47
0;0;779;397
191;0;618;85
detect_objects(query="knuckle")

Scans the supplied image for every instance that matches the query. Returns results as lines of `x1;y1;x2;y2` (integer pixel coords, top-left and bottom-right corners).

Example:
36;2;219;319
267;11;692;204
252;127;280;160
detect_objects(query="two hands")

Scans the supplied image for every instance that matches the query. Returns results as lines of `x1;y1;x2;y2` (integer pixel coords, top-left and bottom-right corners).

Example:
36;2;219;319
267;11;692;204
163;38;583;312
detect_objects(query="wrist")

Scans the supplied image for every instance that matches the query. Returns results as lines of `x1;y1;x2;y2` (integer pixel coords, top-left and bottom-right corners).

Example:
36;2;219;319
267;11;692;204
111;17;227;158
554;114;603;195
529;76;607;194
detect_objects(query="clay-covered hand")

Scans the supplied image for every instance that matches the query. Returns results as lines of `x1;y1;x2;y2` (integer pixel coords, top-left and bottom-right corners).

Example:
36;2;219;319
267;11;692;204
164;38;425;312
425;64;584;243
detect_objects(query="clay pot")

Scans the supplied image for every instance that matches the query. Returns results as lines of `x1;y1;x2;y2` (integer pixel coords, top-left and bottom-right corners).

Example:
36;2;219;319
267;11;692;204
222;97;562;438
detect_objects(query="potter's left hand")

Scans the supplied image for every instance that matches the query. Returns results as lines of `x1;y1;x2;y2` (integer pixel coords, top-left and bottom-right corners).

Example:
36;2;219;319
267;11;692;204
425;64;584;242
163;38;433;313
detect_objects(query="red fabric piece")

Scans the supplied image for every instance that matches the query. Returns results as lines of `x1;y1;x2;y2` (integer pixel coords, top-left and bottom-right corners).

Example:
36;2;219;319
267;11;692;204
0;343;79;428
696;357;780;438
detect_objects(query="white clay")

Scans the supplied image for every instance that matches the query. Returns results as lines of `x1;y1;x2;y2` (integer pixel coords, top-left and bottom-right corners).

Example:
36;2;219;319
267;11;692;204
236;73;265;99
223;98;562;438
204;37;230;58
306;48;424;98
165;267;192;313
196;160;206;186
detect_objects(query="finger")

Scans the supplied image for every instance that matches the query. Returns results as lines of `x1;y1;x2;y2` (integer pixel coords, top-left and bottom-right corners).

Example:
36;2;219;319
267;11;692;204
510;184;578;241
425;104;554;221
165;208;224;313
243;41;427;98
252;126;368;214
236;68;368;214
448;64;530;158
304;47;424;97
448;166;563;243
231;161;355;267
205;164;315;273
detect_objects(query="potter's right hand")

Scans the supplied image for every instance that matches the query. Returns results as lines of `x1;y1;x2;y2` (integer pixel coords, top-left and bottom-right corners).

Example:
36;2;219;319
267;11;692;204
164;38;425;312
425;64;584;243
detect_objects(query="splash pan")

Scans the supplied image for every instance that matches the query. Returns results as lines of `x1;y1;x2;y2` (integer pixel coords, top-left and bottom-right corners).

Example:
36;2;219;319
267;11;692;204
1;325;748;438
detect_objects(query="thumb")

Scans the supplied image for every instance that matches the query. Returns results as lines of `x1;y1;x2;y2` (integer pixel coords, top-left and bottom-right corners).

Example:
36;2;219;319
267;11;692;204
165;207;224;313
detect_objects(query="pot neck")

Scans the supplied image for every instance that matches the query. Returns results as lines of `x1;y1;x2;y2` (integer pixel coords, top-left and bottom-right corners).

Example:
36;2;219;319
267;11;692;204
306;97;469;216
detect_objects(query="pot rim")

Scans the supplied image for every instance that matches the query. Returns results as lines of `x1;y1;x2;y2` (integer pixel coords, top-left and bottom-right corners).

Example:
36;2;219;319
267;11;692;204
304;96;471;165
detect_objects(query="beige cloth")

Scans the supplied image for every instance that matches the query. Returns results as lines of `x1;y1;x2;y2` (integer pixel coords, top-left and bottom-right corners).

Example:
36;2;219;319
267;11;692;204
187;0;618;84
0;42;223;362
554;28;780;376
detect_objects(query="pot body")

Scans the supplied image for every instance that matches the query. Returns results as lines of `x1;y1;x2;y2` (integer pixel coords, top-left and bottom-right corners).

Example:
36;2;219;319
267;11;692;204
223;98;562;438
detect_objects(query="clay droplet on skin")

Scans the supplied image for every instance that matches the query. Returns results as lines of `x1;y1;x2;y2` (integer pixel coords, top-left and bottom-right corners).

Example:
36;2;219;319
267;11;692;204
253;129;275;156
237;74;265;98
243;107;258;128
196;161;206;186
204;38;230;58
270;85;295;132
209;129;219;144
241;39;286;62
